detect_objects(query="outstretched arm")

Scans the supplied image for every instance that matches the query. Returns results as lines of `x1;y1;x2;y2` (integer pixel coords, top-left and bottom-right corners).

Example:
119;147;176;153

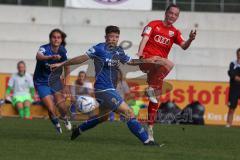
36;52;61;61
127;56;174;72
127;58;154;66
180;30;197;50
63;55;89;66
50;55;89;70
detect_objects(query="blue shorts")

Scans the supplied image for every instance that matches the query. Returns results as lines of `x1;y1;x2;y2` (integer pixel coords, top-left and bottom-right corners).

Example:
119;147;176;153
35;79;63;99
95;89;124;111
35;84;58;99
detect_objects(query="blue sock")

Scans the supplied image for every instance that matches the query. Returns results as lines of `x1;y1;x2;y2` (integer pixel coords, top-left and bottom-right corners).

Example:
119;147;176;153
79;117;100;132
127;118;149;143
50;116;59;126
70;104;76;114
109;112;115;122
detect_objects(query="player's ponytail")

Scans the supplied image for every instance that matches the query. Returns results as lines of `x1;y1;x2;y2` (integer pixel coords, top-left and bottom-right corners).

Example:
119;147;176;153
49;28;67;47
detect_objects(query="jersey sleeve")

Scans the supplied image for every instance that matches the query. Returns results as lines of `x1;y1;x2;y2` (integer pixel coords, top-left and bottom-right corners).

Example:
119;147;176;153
228;62;237;79
85;46;98;59
8;75;15;87
118;47;131;64
174;29;185;46
37;46;46;55
141;21;156;37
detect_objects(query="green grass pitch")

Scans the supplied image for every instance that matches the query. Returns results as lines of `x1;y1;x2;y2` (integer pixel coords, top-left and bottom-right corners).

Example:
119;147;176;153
0;118;239;160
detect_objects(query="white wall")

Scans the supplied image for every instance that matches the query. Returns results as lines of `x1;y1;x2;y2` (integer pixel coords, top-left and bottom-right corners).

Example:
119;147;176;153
0;5;239;82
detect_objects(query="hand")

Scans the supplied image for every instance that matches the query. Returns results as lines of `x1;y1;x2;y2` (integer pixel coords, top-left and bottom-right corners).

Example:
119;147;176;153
5;95;11;102
51;55;61;60
136;52;142;57
235;76;240;82
32;94;38;101
50;63;62;71
189;29;197;41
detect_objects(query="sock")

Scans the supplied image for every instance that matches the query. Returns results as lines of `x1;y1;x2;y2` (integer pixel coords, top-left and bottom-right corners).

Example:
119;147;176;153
109;112;115;122
148;102;159;126
127;118;149;143
70;104;76;114
49;115;60;127
79;117;100;132
24;106;31;118
18;108;24;118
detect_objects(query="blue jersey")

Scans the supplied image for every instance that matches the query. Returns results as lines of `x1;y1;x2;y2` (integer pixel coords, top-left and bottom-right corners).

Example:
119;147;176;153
33;43;67;85
86;43;131;90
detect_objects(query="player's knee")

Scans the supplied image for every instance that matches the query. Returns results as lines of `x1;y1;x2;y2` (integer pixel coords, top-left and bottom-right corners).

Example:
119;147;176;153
166;61;174;71
16;103;24;109
23;101;30;106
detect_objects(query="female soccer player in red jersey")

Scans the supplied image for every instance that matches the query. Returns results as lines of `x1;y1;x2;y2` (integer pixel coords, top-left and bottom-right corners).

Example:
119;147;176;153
137;4;197;141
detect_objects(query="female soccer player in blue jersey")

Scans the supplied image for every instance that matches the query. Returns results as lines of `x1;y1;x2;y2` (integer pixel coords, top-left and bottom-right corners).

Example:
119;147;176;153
33;29;72;133
51;26;162;146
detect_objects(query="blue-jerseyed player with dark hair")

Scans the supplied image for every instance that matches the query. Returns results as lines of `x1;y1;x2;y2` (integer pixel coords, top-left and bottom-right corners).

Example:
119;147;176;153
51;26;163;146
34;29;72;134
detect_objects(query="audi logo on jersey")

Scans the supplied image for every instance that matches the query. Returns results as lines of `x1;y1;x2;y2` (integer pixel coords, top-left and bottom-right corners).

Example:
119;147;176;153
154;35;170;45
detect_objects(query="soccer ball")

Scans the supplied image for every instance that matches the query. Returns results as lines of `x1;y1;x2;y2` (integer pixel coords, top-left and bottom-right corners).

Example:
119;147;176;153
76;95;99;113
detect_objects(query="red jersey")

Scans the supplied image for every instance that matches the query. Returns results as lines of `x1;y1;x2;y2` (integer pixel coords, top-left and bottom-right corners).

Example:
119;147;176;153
141;20;184;58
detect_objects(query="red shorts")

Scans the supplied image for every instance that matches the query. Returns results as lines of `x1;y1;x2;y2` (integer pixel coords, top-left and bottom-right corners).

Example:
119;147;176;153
139;60;169;87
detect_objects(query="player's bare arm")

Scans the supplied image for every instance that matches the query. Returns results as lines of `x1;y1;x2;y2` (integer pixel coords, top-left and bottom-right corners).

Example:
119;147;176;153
63;65;71;85
127;58;154;65
127;57;173;71
137;35;149;57
180;29;197;50
50;55;89;70
235;75;240;82
36;52;61;61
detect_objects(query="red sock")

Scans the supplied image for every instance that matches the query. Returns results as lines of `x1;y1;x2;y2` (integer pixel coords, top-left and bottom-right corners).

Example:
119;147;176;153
148;101;159;126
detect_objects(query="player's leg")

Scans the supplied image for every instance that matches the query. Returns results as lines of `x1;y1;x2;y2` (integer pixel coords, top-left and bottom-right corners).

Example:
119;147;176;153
15;102;24;119
146;58;174;141
153;56;174;71
71;108;109;140
140;57;174;103
54;92;72;130
116;101;152;144
146;68;165;141
41;95;63;133
23;100;32;119
226;108;235;127
36;84;62;133
12;96;24;118
226;90;238;127
71;90;113;140
71;90;125;140
146;58;174;102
